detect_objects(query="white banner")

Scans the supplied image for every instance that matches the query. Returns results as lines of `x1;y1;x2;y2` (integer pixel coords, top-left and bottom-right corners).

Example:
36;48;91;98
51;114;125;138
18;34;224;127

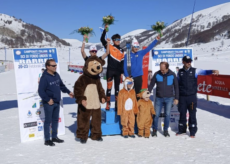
13;48;65;143
151;48;194;130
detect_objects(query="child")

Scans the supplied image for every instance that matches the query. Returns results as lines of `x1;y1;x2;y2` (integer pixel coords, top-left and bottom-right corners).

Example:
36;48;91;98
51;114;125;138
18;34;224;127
136;89;155;138
117;77;138;138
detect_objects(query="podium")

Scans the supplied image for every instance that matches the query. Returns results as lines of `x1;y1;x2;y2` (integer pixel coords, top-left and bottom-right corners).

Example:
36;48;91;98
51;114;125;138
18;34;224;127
88;95;144;136
101;108;122;135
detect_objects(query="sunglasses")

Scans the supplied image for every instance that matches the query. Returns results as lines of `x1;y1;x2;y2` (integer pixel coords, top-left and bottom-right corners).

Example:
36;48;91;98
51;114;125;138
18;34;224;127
133;46;140;49
90;50;97;53
49;65;57;67
113;38;121;41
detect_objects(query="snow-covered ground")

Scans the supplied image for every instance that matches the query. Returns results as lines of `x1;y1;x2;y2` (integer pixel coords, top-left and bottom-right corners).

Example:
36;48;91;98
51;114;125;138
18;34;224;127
0;41;230;163
1;1;230;162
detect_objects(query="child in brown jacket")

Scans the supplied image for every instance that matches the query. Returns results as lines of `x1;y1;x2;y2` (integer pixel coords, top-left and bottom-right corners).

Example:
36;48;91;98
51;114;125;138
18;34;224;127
137;89;155;138
117;77;138;138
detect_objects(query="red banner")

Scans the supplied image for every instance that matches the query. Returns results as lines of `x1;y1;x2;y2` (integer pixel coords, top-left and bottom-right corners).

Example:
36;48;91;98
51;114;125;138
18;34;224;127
142;46;150;89
197;75;230;99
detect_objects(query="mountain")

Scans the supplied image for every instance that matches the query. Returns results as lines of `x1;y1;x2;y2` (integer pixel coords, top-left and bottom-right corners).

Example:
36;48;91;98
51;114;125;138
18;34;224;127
80;2;230;51
0;13;70;48
157;2;230;48
1;2;230;52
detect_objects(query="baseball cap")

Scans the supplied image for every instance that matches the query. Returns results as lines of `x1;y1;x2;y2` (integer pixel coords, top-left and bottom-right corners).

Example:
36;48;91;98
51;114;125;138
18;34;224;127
89;45;97;51
182;56;193;63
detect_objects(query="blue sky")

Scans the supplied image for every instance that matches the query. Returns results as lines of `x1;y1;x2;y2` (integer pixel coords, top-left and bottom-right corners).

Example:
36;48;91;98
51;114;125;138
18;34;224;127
0;0;229;43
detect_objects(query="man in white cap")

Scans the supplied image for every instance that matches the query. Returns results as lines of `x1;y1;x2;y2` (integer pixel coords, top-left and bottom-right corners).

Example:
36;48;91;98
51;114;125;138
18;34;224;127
81;35;110;62
124;34;161;99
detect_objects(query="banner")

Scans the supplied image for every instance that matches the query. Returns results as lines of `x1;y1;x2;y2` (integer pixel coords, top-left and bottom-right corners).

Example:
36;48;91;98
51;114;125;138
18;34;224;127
13;48;65;142
152;48;193;74
142;46;150;89
68;65;83;73
151;48;193;130
197;75;230;99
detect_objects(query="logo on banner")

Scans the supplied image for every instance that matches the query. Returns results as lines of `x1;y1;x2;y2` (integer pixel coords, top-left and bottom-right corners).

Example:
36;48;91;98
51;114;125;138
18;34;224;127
27;110;32;117
32;103;36;108
154;51;159;55
16;51;21;55
24;122;37;128
29;134;35;138
36;109;41;116
38;126;43;131
37;120;43;131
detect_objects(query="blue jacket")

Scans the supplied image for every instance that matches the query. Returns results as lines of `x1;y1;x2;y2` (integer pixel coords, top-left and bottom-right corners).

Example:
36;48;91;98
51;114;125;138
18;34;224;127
38;70;70;103
148;69;179;99
124;39;158;78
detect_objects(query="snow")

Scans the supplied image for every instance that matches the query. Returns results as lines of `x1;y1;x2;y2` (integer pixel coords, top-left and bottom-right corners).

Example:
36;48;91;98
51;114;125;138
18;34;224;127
0;13;25;34
167;2;230;30
1;3;230;163
63;39;83;47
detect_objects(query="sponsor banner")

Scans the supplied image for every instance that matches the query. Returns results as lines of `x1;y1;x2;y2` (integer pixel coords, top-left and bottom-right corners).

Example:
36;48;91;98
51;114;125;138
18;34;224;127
152;48;193;74
197;75;230;98
68;65;83;73
13;48;65;142
142;46;150;89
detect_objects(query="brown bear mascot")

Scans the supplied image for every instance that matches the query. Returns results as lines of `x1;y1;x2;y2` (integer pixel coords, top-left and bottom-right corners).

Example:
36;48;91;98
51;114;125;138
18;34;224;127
74;56;106;144
136;89;155;138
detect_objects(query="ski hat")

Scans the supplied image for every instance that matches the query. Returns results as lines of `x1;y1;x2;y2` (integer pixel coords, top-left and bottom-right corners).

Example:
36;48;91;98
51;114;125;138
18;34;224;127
132;37;140;47
182;56;193;63
89;45;97;51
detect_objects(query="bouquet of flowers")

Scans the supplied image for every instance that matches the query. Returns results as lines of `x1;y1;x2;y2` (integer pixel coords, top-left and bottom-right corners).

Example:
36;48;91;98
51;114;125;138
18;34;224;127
71;26;94;43
102;14;115;32
151;21;165;37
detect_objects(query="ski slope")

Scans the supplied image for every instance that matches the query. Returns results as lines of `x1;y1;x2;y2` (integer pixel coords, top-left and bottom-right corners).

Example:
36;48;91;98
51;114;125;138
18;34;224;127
0;45;230;163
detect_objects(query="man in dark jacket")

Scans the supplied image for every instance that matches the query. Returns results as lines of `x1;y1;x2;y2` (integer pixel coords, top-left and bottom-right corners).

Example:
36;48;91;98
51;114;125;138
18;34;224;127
100;25;124;110
148;62;179;137
176;56;219;138
39;59;74;146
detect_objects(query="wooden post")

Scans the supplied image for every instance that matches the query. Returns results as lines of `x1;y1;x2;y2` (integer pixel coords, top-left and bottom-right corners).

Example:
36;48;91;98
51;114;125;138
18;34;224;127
206;95;210;101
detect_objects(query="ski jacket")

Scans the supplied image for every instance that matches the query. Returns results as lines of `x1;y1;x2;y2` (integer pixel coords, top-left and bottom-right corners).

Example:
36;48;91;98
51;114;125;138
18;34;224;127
148;69;179;99
100;29;124;74
124;39;158;78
